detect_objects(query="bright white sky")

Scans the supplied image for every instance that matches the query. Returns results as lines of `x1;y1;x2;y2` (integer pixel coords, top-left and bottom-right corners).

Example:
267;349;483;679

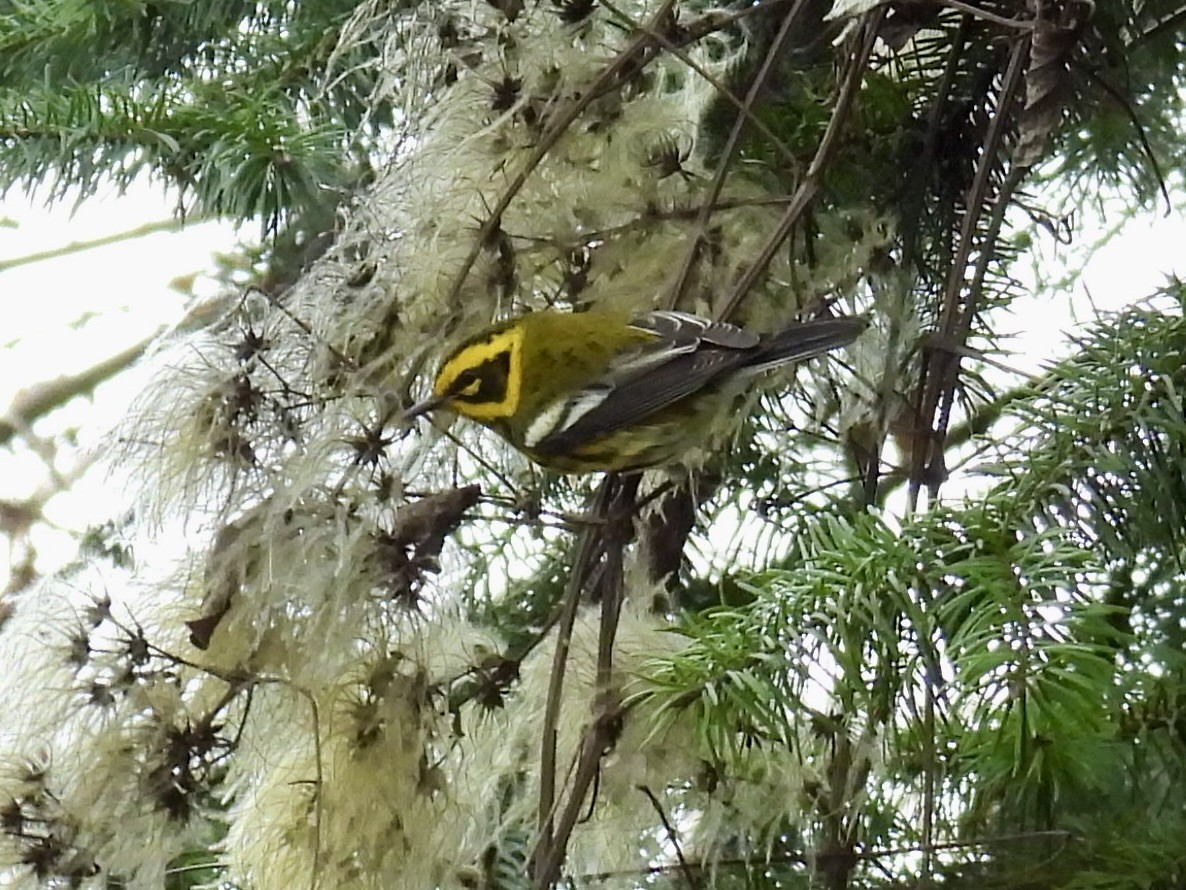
1;182;238;399
1009;194;1186;364
1;182;239;584
1;179;1184;588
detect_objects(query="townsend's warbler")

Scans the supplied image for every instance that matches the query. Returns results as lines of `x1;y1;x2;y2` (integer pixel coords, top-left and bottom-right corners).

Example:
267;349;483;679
404;309;866;473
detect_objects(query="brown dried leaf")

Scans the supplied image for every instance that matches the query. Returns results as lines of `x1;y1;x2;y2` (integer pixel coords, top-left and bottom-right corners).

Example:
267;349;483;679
1015;0;1092;168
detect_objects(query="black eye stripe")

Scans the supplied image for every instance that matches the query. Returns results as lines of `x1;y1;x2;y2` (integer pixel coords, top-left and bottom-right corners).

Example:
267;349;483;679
451;352;511;403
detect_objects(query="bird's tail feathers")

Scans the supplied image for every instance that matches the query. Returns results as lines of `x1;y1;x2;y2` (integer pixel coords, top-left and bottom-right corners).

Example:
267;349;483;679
747;316;867;372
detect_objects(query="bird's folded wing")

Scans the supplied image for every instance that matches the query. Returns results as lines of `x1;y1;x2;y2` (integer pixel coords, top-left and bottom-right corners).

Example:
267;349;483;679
629;310;760;349
526;346;740;455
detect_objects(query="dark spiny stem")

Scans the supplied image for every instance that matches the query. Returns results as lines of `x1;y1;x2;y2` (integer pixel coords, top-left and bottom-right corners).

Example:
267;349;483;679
716;9;883;323
533;475;639;889
909;35;1029;509
444;1;677;311
667;0;813;312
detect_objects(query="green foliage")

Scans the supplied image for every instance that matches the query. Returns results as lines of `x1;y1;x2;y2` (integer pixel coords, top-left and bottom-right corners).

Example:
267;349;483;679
3;1;1186;888
0;0;380;231
165;848;227;890
632;294;1186;888
1049;3;1186;205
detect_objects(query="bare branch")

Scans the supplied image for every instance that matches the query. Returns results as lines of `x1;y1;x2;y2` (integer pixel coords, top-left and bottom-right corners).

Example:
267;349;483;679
0;217;199;273
1;337;154;448
716;9;884;322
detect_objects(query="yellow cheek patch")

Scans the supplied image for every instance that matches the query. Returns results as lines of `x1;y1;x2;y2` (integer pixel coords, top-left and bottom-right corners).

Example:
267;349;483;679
434;324;523;421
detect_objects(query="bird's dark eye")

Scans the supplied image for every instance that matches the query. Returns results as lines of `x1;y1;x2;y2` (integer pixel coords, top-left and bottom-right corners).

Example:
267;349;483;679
452;369;482;396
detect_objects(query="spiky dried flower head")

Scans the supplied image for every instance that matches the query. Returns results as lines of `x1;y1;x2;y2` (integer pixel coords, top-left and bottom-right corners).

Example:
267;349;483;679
6;1;886;888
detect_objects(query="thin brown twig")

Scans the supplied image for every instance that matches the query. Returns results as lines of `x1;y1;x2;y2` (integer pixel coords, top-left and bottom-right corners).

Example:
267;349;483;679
413;417;523;494
908;35;1030;510
638;784;701;889
247;285;354;371
575;829;1077;883
534;701;625;887
442;0;805;313
443;1;677;311
533;477;614;882
600;0;803;171
715;10;884;322
0;217;201;272
929;161;1028;474
932;38;1027;345
667;0;813;312
678;0;801;43
1074;63;1173;214
1;337;155;448
595;529;623;686
534;475;640;889
511;195;805;258
899;14;970;264
862;14;969;507
936;0;1034;30
915;36;1029;507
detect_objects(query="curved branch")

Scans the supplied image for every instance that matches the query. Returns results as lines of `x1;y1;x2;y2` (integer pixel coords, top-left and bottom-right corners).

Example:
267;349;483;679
1;337;154;448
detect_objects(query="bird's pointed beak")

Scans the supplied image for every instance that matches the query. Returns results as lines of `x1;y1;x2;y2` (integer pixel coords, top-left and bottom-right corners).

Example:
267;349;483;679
402;393;449;421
